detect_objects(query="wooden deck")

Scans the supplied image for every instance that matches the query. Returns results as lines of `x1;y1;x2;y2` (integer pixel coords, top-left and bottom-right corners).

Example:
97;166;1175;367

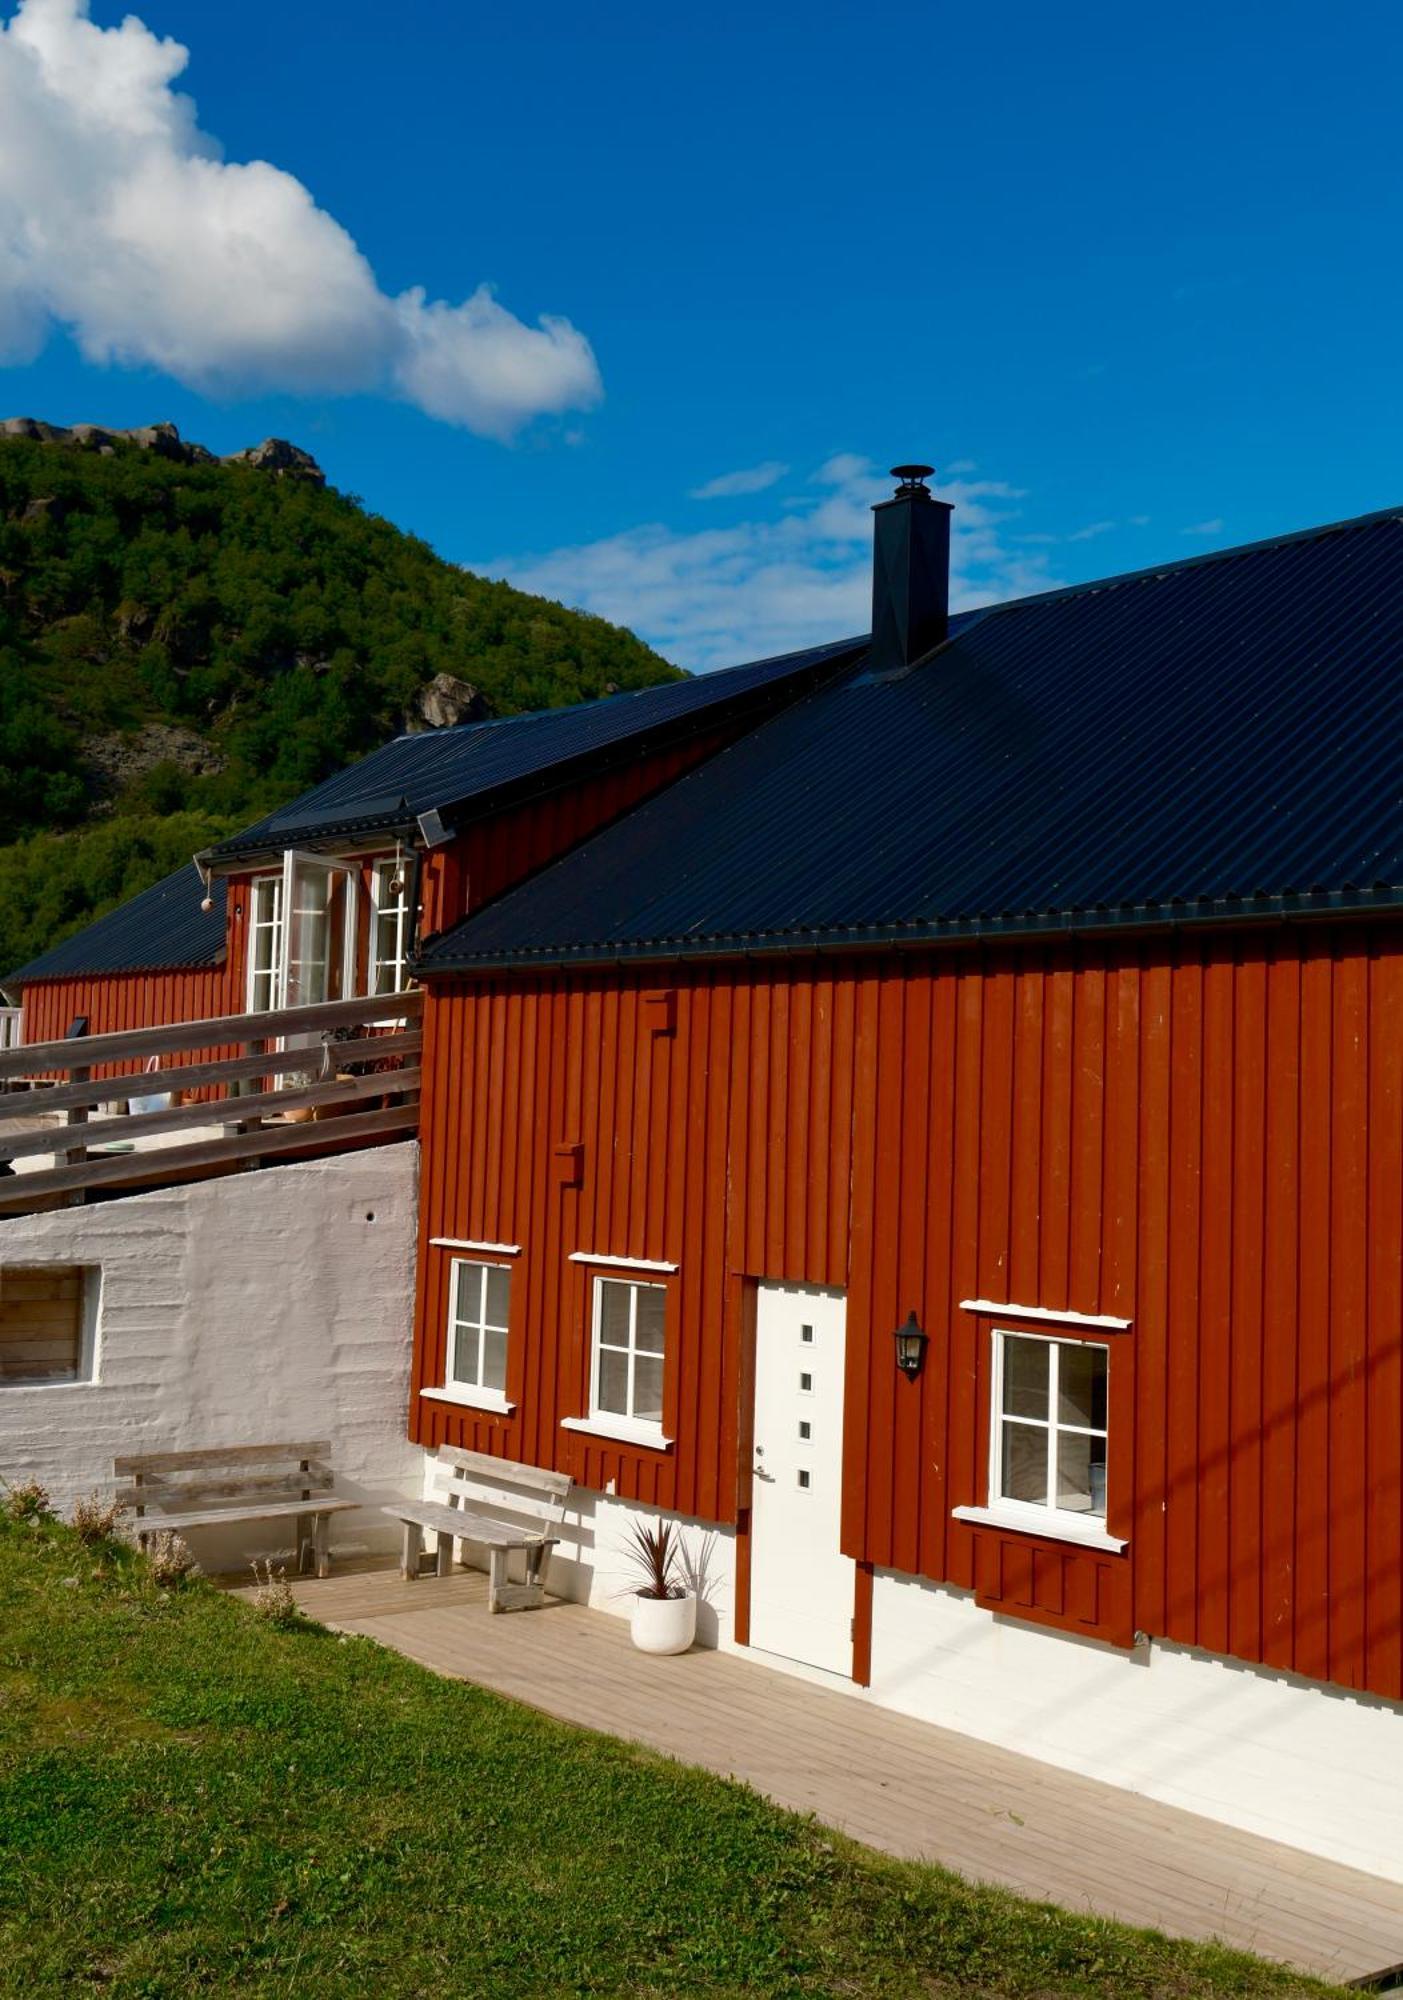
242;1559;1403;1987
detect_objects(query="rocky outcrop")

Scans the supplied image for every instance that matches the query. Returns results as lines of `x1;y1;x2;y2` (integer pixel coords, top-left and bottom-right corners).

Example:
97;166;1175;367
405;672;492;732
0;418;323;484
221;437;324;485
83;723;226;803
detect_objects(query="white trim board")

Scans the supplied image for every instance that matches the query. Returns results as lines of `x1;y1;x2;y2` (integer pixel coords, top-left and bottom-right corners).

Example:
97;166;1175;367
560;1414;674;1451
431;1237;521;1256
420;1385;516;1417
960;1298;1131;1331
952;1503;1127;1554
568;1252;678;1274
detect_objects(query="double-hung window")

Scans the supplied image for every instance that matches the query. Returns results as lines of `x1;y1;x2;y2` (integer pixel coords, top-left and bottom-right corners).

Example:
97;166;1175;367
589;1277;666;1441
370;860;411;996
440;1258;512;1412
990;1330;1109;1529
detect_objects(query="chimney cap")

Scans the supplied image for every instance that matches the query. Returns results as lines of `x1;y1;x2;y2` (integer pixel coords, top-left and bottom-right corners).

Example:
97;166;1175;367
891;463;935;494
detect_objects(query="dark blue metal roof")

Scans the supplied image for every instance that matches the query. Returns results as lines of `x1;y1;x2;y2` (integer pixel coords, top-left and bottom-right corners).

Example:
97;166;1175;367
417;505;1403;973
5;867;225;988
205;637;861;863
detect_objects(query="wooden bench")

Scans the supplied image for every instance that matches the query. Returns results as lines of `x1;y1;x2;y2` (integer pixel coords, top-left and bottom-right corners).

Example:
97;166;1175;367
115;1440;358;1578
383;1447;571;1611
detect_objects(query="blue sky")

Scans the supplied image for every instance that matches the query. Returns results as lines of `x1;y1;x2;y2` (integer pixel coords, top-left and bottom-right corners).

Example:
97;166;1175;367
2;0;1400;668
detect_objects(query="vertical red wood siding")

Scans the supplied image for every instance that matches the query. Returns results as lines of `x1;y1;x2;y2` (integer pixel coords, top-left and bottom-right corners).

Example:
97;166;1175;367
411;926;1403;1702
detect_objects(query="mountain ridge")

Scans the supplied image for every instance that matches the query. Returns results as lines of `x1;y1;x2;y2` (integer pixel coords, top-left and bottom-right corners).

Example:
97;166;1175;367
0;422;676;976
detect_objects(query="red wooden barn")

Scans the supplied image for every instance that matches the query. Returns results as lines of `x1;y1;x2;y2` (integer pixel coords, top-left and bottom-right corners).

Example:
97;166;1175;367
406;475;1403;1875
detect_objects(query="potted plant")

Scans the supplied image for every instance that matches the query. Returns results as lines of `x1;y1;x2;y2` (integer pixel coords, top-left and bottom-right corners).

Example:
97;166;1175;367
625;1518;696;1655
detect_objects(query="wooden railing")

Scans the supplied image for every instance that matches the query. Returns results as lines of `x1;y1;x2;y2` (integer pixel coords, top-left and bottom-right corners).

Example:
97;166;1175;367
0;990;422;1214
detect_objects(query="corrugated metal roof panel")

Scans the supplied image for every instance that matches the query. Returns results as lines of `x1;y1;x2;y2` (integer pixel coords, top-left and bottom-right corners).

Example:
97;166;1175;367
418;506;1403;972
6;868;225;986
206;636;862;862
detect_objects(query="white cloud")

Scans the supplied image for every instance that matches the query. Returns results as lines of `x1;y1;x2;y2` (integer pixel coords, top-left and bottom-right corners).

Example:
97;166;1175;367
483;456;1059;672
1182;517;1225;537
1015;518;1119;548
0;0;600;437
690;460;788;501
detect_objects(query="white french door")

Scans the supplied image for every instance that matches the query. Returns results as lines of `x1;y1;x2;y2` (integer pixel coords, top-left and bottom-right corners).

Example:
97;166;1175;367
747;1283;854;1675
276;851;359;1011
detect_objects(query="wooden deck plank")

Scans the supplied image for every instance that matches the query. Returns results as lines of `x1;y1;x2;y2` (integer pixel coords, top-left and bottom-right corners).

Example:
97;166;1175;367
223;1560;1403;1983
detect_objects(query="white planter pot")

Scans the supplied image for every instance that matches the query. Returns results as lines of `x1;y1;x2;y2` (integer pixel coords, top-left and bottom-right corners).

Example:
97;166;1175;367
630;1589;697;1655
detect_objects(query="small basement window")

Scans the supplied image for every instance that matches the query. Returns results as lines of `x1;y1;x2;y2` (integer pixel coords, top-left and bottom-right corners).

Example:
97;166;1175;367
0;1267;96;1385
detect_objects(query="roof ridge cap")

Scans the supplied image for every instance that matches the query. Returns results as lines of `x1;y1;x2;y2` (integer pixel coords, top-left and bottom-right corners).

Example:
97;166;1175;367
963;501;1403;624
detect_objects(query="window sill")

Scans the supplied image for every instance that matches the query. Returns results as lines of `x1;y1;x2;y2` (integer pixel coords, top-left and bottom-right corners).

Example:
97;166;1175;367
952;1503;1127;1554
421;1385;516;1417
560;1415;674;1452
0;1378;94;1393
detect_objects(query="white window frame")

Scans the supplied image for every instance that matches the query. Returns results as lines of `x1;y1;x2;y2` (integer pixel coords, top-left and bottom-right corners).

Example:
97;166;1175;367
953;1327;1127;1553
245;872;284;1014
278;849;358;1010
424;1257;514;1416
0;1265;101;1390
369;858;412;997
560;1274;672;1450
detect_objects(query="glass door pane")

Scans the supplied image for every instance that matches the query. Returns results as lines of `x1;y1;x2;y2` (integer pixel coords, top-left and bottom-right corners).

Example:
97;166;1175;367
279;852;358;1010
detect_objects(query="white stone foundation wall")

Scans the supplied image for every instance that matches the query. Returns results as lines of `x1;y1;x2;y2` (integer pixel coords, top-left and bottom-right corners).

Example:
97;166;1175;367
0;1142;422;1570
867;1568;1403;1885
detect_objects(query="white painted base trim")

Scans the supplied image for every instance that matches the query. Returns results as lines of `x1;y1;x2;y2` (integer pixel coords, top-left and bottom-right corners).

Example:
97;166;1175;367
866;1568;1403;1886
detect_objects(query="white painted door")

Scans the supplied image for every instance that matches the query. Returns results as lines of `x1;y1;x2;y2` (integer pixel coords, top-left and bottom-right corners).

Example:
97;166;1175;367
748;1283;854;1675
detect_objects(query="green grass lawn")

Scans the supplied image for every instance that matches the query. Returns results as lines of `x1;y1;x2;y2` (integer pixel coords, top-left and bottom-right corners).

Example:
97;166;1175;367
0;1512;1346;2000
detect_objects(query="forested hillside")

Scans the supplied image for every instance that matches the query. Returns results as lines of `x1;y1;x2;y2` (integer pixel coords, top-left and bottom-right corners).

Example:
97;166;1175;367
0;427;676;975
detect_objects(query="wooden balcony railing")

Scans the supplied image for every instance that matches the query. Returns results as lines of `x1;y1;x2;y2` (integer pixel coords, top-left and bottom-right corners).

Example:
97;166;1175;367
0;990;422;1215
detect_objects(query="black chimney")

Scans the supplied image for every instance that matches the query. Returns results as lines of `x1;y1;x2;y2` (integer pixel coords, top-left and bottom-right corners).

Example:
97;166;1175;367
869;464;952;676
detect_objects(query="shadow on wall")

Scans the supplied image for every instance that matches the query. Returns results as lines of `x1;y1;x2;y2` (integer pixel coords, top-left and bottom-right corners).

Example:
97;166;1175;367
549;1491;736;1649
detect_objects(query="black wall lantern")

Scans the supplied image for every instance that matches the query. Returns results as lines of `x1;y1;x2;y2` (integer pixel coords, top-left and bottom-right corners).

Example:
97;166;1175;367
893;1310;927;1378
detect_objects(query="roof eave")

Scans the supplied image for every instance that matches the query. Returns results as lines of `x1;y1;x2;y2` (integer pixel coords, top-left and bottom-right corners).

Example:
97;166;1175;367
203;817;420;872
412;884;1403;979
